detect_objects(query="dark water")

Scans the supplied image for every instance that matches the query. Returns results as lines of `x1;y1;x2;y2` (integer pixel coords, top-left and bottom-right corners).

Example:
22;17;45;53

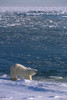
0;7;67;81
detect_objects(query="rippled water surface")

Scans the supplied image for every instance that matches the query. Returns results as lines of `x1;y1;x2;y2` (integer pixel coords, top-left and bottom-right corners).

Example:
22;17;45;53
0;7;67;81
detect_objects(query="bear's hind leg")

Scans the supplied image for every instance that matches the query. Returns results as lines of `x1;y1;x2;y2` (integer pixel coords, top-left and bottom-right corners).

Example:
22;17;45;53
11;68;18;81
11;75;18;81
11;71;18;80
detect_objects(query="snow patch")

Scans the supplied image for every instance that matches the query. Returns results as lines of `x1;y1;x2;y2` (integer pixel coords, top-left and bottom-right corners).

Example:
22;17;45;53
0;75;67;100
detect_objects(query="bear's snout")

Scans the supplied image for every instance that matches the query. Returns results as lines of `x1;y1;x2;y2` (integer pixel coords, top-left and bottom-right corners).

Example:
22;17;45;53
35;69;37;73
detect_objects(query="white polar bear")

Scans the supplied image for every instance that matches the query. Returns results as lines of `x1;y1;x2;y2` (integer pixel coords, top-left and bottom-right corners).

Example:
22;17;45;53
10;64;37;80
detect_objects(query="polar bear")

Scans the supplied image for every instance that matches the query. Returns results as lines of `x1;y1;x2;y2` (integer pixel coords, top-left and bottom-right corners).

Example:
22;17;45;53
10;64;37;80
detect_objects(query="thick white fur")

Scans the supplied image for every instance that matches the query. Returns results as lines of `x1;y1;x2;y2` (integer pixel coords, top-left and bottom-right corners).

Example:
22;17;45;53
10;64;37;80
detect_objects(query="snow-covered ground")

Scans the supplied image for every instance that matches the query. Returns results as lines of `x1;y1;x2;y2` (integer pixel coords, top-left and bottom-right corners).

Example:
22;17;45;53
0;75;67;100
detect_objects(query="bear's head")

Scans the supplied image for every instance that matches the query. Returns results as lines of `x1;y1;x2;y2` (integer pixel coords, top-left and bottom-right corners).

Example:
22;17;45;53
27;68;37;76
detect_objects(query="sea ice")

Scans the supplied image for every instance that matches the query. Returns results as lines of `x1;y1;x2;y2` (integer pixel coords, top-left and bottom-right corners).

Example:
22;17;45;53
0;75;67;100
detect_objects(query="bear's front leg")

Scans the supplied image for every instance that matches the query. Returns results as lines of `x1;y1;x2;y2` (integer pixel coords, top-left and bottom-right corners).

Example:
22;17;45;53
29;76;32;80
24;75;32;80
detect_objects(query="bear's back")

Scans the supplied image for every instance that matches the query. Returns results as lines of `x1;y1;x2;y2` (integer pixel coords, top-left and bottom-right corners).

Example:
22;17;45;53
13;64;27;69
